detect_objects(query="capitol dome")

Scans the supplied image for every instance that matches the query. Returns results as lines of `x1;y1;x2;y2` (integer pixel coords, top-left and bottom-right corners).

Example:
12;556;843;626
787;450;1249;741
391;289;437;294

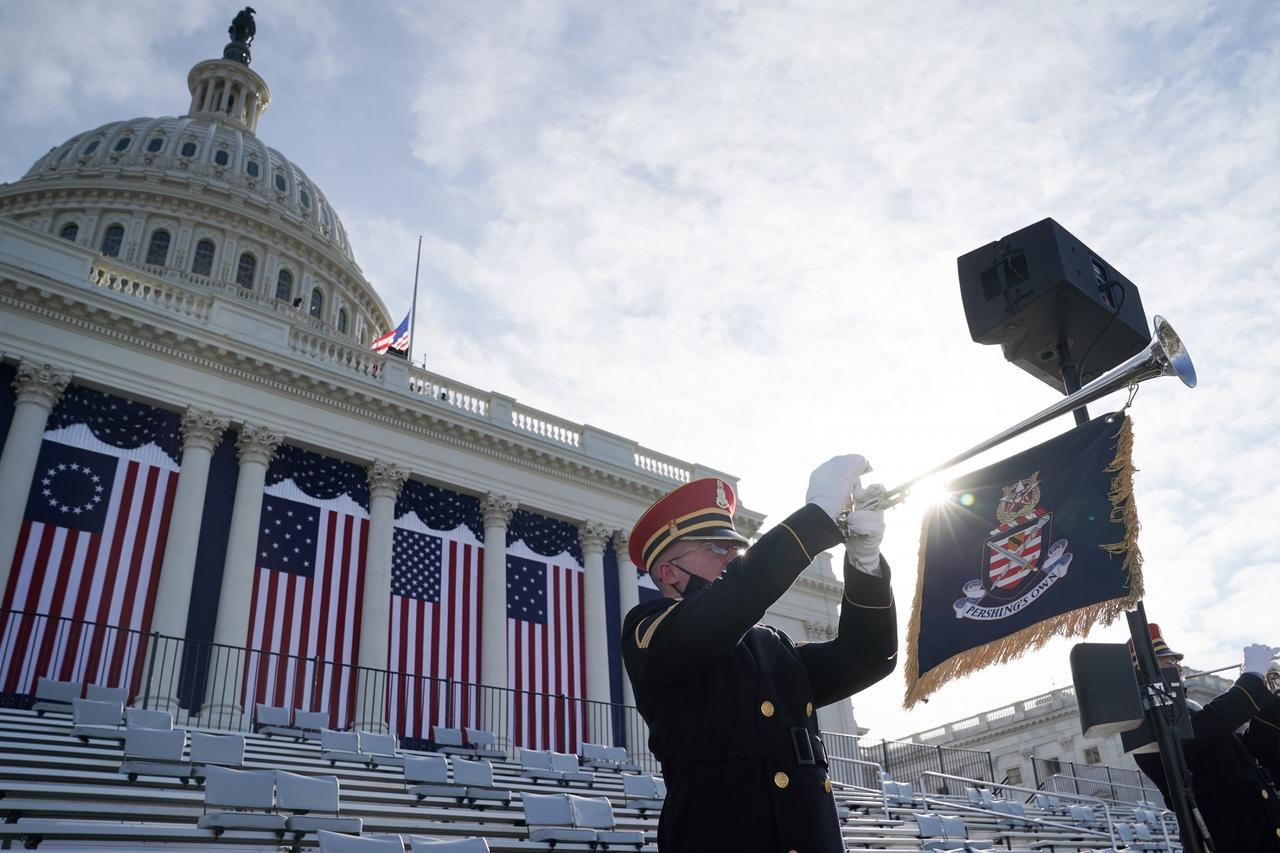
0;42;390;346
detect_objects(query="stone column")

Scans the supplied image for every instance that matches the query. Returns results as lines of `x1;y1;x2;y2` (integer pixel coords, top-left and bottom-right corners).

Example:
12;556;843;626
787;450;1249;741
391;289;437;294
146;408;229;714
613;532;640;707
353;460;408;733
202;423;282;727
578;520;612;743
480;493;515;747
0;362;71;595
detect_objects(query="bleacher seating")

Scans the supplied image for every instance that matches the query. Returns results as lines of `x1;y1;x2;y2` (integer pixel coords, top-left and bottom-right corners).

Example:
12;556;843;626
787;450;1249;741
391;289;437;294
0;700;1183;852
31;677;81;716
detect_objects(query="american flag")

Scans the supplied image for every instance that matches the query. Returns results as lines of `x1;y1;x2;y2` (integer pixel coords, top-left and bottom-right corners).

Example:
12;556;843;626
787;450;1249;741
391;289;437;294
506;542;586;751
242;474;368;729
371;311;410;354
387;516;482;740
0;390;180;697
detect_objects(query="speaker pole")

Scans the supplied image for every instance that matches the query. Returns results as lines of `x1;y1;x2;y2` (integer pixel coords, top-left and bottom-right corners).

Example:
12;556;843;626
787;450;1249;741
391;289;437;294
1127;604;1209;852
1058;341;1090;426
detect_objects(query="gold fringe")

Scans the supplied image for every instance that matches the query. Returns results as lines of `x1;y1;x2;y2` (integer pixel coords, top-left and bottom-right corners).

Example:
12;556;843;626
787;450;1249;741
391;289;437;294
903;414;1143;709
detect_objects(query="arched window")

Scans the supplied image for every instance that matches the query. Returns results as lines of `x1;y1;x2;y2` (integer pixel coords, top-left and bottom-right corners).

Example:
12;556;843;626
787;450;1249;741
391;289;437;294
146;137;164;153
84;140;100;155
100;224;124;257
309;288;324;318
275;268;293;301
58;223;79;242
214;150;229;166
337;308;348;333
192;239;216;276
180;141;197;157
145;229;171;265
235;252;257;289
274;173;287;193
113;136;133;152
246;160;260;177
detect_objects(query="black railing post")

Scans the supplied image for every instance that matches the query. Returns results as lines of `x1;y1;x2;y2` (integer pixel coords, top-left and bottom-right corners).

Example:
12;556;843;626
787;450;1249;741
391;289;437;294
1032;755;1041;790
988;750;996;784
142;630;158;709
310;654;320;713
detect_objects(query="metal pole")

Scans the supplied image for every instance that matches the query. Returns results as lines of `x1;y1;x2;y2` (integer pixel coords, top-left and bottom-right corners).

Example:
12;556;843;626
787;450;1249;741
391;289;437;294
406;235;422;360
1128;603;1207;853
1058;340;1090;425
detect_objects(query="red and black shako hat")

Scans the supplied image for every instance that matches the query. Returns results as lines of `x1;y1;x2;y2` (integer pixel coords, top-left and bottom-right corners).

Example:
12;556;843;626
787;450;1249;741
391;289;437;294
629;477;748;572
1127;622;1184;663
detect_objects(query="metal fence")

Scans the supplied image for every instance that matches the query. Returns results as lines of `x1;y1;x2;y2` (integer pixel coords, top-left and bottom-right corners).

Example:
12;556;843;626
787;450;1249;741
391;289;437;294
0;608;659;773
1032;756;1162;804
857;736;998;795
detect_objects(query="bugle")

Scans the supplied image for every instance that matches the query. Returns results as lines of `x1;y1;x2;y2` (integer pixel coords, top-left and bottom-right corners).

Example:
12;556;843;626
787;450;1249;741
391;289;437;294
843;315;1196;521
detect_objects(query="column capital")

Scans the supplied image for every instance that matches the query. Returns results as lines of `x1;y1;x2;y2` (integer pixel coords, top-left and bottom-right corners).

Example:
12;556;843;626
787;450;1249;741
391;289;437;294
577;520;611;555
367;460;409;500
481;492;517;528
612;530;632;565
180;408;230;453
13;361;71;410
235;423;283;466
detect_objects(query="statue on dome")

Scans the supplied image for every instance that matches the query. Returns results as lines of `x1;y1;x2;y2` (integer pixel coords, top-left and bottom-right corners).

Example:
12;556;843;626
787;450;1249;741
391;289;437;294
223;7;257;66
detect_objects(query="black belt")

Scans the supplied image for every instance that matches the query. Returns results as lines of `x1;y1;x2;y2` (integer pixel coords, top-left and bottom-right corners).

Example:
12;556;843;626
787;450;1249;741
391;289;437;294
662;727;828;778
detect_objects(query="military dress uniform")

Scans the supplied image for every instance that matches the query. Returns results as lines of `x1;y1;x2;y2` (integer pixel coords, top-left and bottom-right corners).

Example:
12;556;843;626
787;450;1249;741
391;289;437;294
1135;673;1280;850
622;479;896;853
1243;683;1280;785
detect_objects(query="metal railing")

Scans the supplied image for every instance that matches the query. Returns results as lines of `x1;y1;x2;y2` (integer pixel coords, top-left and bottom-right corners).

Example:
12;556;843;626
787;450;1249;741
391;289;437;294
0;609;659;773
858;735;998;795
1032;756;1163;805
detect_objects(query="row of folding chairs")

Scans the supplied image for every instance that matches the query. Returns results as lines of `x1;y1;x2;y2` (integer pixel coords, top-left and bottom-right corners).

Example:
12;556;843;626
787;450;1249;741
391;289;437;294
120;728;244;783
318;832;488;852
198;765;361;840
31;677;127;716
69;699;173;741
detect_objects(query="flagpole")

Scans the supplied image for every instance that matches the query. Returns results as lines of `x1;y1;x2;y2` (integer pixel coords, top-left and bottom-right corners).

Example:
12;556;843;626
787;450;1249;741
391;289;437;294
406;235;422;361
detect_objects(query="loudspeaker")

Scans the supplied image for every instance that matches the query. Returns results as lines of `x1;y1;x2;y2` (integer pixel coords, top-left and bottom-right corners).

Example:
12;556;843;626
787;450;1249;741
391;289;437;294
957;218;1150;392
1070;643;1145;738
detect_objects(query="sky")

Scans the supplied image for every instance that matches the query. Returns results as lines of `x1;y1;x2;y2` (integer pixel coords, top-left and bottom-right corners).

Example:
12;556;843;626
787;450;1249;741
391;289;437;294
2;1;1278;741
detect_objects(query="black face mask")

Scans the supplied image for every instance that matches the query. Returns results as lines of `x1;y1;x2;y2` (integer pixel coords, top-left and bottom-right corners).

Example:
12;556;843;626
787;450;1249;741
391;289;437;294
672;563;712;599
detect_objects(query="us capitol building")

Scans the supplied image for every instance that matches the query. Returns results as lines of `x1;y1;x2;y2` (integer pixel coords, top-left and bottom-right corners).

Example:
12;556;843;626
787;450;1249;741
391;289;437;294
0;14;857;750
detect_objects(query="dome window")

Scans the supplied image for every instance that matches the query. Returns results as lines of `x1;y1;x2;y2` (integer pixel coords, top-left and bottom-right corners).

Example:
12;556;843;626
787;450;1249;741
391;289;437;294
236;253;257;289
181;141;197;158
146;138;164;153
59;223;79;242
192;239;216;276
145;229;171;266
113;137;132;152
300;190;310;209
275;268;294;301
309;288;324;319
246;160;260;177
55;147;72;164
100;224;124;257
337;308;348;333
274;173;287;193
214;150;230;166
84;140;100;155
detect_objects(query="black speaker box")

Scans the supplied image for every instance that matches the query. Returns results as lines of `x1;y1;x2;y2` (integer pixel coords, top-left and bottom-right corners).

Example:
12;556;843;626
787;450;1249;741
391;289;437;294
1070;643;1145;738
957;218;1150;392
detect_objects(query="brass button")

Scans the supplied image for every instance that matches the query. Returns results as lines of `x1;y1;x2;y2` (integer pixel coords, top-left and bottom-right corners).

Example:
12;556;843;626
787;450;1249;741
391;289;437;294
823;778;832;793
774;771;789;789
760;700;775;718
806;702;814;717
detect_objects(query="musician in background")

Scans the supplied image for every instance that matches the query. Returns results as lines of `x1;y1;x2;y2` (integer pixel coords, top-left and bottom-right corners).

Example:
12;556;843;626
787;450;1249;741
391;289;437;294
1243;659;1280;784
622;456;897;852
1133;634;1280;850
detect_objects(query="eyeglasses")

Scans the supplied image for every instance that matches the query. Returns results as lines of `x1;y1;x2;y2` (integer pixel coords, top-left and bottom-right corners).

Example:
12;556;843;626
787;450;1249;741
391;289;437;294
667;541;738;563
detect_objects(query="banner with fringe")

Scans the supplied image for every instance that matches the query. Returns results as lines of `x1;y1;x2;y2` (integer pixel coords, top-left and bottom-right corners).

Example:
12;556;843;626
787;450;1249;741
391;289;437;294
904;412;1142;708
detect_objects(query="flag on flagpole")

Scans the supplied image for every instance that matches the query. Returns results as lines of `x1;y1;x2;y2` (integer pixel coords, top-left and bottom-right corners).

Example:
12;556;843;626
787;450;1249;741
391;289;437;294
0;387;181;697
371;312;410;354
903;412;1142;708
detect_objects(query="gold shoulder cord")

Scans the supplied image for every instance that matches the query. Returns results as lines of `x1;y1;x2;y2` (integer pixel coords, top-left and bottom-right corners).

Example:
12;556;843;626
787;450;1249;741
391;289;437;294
634;602;679;650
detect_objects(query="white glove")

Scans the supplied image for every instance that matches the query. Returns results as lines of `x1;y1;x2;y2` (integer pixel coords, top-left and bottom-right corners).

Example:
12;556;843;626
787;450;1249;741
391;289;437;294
806;454;871;520
1242;644;1279;676
844;484;886;575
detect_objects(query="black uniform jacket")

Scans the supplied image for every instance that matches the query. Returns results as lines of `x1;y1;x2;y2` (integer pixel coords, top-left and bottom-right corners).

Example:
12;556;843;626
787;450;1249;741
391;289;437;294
1135;673;1280;851
622;504;897;853
1243;682;1280;785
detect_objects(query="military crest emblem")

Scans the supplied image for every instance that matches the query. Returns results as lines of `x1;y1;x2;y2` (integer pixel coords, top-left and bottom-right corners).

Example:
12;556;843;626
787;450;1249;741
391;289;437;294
955;472;1073;620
